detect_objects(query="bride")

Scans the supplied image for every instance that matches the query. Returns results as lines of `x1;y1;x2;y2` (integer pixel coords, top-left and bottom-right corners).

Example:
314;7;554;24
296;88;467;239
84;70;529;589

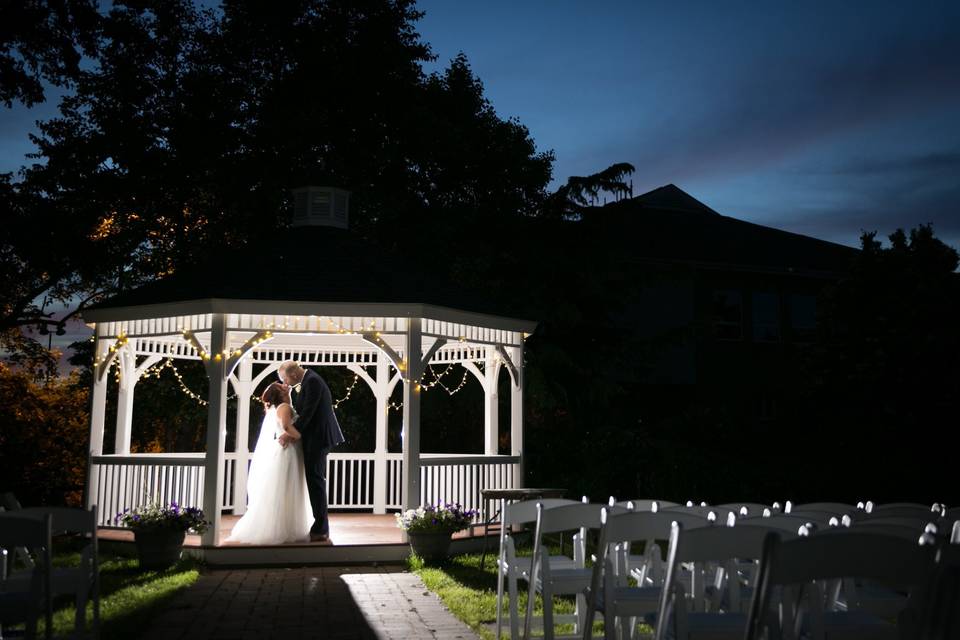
226;382;314;544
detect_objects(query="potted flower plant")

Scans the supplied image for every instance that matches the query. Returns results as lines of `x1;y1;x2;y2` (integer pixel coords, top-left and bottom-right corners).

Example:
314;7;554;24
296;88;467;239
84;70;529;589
395;502;478;562
116;501;210;570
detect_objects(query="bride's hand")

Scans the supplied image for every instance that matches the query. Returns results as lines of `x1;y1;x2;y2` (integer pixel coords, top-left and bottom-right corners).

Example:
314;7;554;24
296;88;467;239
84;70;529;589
277;433;290;448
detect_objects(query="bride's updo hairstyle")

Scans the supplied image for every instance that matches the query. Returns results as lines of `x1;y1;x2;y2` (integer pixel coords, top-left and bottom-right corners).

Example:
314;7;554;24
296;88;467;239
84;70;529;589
261;382;286;408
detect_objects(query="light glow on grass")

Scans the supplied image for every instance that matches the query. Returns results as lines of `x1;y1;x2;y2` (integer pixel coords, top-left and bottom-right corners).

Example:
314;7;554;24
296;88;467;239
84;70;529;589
408;550;582;640
18;548;201;639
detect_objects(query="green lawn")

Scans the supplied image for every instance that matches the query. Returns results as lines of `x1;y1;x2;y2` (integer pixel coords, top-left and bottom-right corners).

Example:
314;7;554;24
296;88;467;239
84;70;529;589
408;537;604;640
7;540;201;639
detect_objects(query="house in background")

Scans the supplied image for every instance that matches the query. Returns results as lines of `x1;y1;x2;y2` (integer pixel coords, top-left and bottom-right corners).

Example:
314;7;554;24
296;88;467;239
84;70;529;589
578;184;857;425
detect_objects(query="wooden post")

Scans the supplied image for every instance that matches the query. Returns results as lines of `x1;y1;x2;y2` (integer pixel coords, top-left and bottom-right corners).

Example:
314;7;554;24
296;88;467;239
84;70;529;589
373;356;389;514
85;333;109;512
201;314;228;546
510;343;524;489
232;358;253;515
113;344;137;454
401;317;423;519
484;352;500;455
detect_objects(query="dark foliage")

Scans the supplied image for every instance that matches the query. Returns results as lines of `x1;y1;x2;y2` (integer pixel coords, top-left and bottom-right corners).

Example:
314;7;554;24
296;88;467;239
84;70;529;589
2;2;956;508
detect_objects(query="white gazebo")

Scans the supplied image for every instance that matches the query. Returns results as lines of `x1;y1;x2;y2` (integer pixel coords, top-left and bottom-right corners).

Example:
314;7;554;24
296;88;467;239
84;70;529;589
82;187;536;547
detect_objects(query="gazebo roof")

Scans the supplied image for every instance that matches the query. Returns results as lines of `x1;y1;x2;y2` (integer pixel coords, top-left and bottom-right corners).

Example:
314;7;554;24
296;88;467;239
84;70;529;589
84;225;535;331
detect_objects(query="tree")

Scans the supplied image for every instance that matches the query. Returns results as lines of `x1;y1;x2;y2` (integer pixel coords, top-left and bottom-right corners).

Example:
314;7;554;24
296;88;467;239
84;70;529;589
0;362;89;506
792;225;960;501
0;0;100;107
2;1;558;362
542;162;635;219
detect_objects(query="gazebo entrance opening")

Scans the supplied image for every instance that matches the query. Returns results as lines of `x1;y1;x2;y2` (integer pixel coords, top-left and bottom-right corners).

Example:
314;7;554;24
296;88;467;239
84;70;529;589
85;309;530;546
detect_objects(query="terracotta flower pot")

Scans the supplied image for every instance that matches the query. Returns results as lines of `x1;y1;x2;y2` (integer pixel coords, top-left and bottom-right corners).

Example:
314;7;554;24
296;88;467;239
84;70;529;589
134;528;186;570
407;531;453;562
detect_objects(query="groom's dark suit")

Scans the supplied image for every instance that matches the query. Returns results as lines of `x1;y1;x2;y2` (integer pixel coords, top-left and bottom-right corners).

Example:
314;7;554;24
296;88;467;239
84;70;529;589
293;369;345;537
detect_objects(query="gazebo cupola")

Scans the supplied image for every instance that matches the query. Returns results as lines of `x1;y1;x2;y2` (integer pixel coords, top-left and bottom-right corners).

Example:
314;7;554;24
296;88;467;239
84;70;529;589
291;186;350;229
82;190;536;546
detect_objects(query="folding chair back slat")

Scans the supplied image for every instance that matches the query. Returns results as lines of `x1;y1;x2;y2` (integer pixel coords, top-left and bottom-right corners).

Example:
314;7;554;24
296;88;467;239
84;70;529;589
782;510;844;525
18;507;97;537
537;502;612;534
789;502;857;516
737;515;815;535
768;532;931;586
501;498;578;527
714;503;772;518
602;510;710;546
841;522;925;541
614;499;681;512
663;505;737;522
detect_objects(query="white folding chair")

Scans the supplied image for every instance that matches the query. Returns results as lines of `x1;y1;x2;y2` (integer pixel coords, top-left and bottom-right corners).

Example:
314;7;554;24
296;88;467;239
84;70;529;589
910;539;960;640
495;498;581;640
11;506;101;638
621;511;712;589
652;523;773;640
746;531;932;640
0;512;53;640
582;509;712;640
0;494;37;571
524;502;624;640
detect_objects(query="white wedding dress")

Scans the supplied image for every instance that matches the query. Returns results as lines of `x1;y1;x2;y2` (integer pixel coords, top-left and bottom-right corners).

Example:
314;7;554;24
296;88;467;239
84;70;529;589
226;404;314;544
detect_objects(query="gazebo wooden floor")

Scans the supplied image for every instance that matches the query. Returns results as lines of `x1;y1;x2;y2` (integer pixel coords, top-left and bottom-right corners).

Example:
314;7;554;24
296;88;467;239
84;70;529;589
98;513;497;566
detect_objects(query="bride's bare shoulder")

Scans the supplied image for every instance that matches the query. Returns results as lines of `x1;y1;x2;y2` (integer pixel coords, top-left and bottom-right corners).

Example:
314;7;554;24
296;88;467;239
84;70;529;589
276;402;293;416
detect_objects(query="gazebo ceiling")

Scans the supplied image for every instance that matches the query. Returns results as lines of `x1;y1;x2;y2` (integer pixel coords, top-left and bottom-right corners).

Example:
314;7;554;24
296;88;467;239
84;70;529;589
84;226;535;332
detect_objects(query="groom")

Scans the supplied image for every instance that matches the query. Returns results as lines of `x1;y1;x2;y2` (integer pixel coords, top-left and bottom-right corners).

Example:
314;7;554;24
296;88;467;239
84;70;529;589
278;360;345;542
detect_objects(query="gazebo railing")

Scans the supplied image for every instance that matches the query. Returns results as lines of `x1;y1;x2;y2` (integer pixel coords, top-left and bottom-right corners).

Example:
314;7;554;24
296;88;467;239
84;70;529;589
90;452;520;529
419;454;518;519
89;453;207;527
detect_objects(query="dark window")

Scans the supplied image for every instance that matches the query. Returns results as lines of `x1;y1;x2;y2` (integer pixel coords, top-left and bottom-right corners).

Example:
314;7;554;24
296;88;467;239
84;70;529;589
712;290;742;340
789;294;817;342
758;396;778;422
752;291;780;342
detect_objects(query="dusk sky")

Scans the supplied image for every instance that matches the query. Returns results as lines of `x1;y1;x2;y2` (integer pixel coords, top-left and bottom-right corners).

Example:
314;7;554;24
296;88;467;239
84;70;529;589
3;0;959;255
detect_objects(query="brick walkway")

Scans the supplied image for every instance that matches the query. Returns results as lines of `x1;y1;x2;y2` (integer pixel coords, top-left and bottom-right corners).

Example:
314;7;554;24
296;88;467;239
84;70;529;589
140;566;479;640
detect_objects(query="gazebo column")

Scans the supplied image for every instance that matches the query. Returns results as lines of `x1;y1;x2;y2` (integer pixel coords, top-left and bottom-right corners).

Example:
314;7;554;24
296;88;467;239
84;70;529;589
232;359;253;515
484;353;501;455
401;318;424;516
113;344;137;454
201;314;229;546
510;344;525;488
373;357;390;514
86;335;109;510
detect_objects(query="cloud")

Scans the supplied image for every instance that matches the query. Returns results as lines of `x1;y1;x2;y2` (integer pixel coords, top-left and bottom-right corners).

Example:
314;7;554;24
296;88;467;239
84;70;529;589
625;30;960;190
776;180;960;250
825;151;960;176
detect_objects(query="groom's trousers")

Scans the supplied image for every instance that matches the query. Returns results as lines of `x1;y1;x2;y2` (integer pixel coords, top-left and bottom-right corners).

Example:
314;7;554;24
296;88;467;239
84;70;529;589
303;441;330;536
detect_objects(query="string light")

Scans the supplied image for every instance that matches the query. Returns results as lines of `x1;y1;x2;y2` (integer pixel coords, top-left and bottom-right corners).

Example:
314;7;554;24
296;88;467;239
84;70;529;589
181;329;273;362
93;333;128;369
139;358;231;406
332;374;360;409
419;364;470;396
